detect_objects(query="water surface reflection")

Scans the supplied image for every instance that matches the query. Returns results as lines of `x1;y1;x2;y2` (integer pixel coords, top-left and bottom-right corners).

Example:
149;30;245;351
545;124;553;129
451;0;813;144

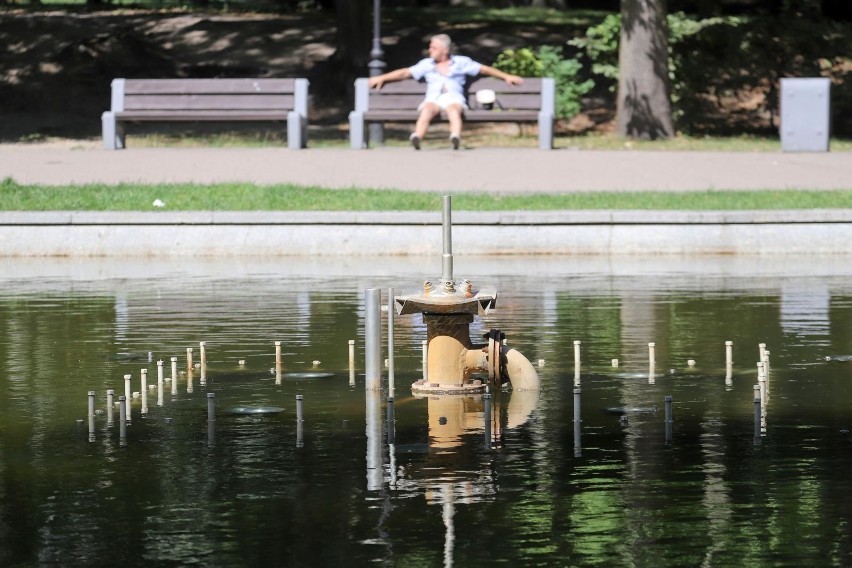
0;256;851;567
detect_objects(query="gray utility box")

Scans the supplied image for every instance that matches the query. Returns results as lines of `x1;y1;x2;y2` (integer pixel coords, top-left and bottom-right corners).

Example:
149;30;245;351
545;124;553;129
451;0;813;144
780;78;831;152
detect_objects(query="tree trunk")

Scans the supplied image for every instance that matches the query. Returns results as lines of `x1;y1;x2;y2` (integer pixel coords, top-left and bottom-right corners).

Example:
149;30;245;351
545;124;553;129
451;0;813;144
334;0;371;82
616;0;674;139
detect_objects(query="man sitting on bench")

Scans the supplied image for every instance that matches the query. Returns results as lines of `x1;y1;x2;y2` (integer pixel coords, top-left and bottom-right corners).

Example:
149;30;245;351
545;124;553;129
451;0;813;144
368;33;523;150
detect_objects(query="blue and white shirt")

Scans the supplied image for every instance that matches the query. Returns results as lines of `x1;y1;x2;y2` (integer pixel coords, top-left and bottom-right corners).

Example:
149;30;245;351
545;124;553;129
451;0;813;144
409;56;483;104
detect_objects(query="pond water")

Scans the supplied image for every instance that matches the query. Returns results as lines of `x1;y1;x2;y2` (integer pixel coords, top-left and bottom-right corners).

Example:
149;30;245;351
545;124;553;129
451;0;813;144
1;256;851;567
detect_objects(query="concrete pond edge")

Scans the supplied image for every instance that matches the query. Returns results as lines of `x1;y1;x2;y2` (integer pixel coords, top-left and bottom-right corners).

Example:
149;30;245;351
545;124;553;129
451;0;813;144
1;209;850;256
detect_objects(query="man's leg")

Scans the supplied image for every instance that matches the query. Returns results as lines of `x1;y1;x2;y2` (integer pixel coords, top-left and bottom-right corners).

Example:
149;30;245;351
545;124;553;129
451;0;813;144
445;104;464;149
414;103;440;138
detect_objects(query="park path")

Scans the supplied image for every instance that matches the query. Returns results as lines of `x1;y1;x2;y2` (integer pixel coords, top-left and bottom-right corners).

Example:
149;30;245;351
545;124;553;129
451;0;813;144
1;146;850;192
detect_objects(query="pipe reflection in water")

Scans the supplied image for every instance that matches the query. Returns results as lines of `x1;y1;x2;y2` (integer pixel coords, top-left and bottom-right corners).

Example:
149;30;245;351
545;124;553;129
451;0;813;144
119;395;127;446
665;395;673;445
483;393;492;449
648;361;656;385
366;389;383;491
186;347;193;372
386;398;395;445
441;483;456;568
187;368;194;394
573;387;581;457
208;418;215;448
753;385;762;445
207;392;215;422
348;339;356;386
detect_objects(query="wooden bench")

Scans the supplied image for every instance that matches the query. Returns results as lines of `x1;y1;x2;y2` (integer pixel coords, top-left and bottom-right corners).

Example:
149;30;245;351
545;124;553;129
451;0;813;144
348;76;554;150
101;78;309;150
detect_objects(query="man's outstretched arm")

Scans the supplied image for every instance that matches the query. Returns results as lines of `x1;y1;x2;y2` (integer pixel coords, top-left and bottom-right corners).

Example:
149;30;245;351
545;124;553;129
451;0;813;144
479;65;524;86
368;68;413;89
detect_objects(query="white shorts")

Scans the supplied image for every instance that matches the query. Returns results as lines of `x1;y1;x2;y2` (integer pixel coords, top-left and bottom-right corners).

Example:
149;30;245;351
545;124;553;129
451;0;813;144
418;91;468;111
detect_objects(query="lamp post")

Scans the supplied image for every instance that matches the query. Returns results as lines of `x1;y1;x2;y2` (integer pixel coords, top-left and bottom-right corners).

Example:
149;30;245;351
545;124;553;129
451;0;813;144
368;0;386;145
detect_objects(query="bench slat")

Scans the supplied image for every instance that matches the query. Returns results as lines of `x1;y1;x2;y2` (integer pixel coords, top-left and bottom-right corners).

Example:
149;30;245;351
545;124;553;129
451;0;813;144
468;93;542;111
364;110;539;122
123;78;297;95
123;94;295;111
114;110;288;121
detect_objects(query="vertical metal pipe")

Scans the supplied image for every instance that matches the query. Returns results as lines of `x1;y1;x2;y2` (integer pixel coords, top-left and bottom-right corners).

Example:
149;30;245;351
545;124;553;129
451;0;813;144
207;392;215;422
665;395;673;444
106;389;114;427
483;392;492;449
199;345;207;386
123;374;132;423
611;358;619;367
725;340;733;367
88;390;96;419
365;288;382;390
648;342;656;364
171;356;178;396
157;360;164;407
573;340;581;368
200;341;207;367
119;395;127;444
758;343;766;362
441;195;453;285
388;287;395;398
186;347;193;372
140;368;148;415
422;339;428;381
296;394;304;422
275;341;282;367
386;397;395;445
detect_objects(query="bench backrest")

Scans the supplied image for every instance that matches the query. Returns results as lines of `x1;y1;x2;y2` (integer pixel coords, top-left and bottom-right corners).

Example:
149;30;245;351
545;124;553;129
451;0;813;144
110;78;309;116
354;77;554;114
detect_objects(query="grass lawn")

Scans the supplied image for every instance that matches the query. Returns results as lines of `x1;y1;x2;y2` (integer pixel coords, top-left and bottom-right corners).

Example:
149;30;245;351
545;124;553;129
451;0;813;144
2;178;850;211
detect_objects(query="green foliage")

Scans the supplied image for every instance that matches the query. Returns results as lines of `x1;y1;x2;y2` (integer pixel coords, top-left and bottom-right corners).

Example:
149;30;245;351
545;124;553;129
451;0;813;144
494;46;594;119
570;12;852;135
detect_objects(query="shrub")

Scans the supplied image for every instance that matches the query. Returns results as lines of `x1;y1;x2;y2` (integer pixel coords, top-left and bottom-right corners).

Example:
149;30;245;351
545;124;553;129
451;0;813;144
493;45;594;119
569;12;852;135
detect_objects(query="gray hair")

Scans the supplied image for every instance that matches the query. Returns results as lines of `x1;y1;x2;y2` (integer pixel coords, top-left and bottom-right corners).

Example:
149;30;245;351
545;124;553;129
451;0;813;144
431;34;452;52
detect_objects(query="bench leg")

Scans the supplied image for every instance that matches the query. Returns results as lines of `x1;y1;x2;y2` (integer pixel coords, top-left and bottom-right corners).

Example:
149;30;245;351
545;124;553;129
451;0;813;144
349;111;367;149
538;112;553;150
101;112;125;150
287;112;307;149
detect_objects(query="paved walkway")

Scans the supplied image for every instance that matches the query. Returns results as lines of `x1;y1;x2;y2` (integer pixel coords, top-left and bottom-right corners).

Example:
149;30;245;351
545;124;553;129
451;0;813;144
1;146;850;192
